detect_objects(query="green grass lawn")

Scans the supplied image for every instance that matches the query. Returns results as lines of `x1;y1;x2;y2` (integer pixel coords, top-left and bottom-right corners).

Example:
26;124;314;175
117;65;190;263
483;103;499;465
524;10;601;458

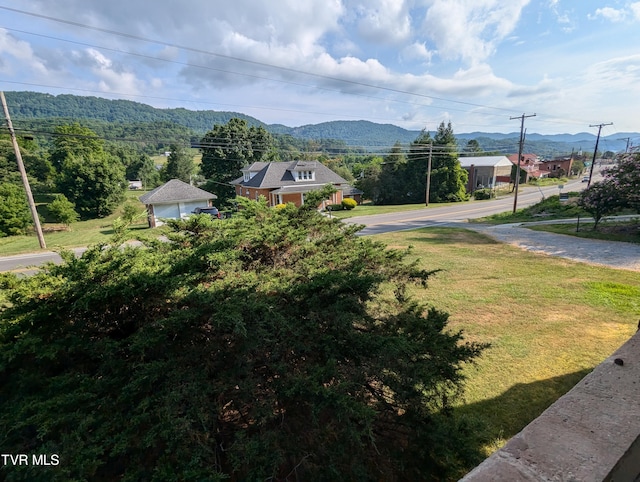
527;219;640;244
0;191;152;256
328;201;458;219
375;227;639;466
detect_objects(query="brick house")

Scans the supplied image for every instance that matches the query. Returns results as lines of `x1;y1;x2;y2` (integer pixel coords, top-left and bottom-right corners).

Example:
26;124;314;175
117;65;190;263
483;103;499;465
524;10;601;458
231;161;354;208
507;153;549;181
540;156;574;177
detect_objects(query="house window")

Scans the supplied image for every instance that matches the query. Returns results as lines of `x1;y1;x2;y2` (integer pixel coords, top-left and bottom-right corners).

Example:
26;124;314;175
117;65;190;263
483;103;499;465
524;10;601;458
295;170;315;181
244;173;250;182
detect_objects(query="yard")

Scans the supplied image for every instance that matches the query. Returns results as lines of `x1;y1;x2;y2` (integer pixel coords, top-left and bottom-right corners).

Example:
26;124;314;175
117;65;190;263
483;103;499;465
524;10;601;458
375;227;640;472
0;190;150;256
1;201;638;478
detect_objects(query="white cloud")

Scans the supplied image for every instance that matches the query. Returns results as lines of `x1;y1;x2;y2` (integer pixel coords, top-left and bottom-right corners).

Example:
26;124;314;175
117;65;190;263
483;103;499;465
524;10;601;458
401;42;434;64
351;0;412;44
0;28;48;75
629;1;640;20
81;48;143;94
548;0;576;31
589;3;640;23
590;7;627;22
420;0;531;64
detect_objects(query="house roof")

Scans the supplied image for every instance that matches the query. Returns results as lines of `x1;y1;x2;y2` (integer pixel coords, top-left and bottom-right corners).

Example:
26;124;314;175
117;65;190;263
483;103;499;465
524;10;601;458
232;161;348;188
458;156;513;168
342;185;364;195
139;179;217;204
507;153;539;164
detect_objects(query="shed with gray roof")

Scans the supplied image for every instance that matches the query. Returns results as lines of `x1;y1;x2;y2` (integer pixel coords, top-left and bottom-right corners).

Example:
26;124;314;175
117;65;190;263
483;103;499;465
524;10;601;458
139;179;217;227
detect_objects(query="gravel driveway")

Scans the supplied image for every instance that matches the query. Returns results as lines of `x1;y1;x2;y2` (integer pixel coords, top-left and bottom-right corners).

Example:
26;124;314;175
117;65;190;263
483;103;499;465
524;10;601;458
464;222;640;272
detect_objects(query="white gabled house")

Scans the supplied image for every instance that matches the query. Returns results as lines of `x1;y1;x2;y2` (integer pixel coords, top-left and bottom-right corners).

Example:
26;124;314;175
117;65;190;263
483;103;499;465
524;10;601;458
458;156;514;192
139;179;217;228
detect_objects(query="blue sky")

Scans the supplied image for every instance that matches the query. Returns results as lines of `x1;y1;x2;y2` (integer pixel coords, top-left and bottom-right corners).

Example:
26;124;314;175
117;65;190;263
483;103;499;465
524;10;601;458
0;0;639;137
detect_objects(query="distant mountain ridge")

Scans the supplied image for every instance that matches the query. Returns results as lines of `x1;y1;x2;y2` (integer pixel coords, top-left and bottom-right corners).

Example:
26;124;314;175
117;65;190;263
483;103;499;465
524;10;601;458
4;91;636;155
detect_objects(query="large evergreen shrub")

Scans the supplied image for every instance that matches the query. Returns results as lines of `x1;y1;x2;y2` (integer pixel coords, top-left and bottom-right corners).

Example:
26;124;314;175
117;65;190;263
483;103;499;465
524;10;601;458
0;198;487;481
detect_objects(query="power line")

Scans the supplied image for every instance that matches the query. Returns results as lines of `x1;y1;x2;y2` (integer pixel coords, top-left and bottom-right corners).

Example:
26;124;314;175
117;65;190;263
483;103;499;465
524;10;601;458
0;26;524;125
0;6;528;114
1;7;625;135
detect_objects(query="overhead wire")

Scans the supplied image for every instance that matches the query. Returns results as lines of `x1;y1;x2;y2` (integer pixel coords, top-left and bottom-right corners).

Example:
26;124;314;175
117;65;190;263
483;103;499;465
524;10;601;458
0;6;524;115
0;5;610;133
0;26;521;127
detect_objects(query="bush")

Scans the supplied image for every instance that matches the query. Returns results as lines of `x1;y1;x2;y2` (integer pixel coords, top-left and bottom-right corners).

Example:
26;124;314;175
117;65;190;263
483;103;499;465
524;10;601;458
473;188;494;200
0;199;487;481
0;182;32;237
326;203;343;211
341;198;358;210
48;194;79;226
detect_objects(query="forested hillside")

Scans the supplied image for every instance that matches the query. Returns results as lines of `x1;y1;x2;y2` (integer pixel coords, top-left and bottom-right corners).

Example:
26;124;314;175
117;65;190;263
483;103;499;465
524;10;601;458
6;91;264;133
4;91;635;155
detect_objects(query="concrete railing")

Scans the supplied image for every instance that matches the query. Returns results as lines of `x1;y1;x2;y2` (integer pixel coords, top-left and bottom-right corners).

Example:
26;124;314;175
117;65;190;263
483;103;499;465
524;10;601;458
461;330;640;482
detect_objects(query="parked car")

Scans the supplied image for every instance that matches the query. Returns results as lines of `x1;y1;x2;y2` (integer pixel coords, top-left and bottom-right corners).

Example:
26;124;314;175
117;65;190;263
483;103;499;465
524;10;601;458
582;175;590;183
192;207;221;218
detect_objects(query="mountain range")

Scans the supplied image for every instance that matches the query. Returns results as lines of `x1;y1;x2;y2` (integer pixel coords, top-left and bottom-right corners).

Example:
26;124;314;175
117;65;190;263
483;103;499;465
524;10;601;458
3;91;637;156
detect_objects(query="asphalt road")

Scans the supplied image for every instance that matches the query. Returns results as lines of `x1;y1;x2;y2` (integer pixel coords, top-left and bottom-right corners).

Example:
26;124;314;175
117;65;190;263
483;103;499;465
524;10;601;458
346;178;587;235
0;247;88;274
0;178;592;273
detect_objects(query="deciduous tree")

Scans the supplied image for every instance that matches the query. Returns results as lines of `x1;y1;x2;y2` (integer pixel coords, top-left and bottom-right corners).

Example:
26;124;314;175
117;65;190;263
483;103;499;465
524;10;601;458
53;124;126;219
603;154;640;212
47;194;79;226
57;152;126;219
50;123;104;171
0;182;32;236
200;118;276;202
577;179;624;229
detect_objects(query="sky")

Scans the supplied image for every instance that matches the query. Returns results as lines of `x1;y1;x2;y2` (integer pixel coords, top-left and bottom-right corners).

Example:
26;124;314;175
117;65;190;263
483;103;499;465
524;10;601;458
0;0;639;138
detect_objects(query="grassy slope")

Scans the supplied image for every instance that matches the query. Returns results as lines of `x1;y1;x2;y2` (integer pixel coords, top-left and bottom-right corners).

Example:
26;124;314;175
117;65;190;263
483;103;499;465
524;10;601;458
376;227;639;459
0;191;150;256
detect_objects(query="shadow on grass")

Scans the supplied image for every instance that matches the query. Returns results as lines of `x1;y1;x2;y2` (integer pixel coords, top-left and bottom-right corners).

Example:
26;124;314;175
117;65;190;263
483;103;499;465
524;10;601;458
455;367;592;472
99;225;149;235
405;227;501;246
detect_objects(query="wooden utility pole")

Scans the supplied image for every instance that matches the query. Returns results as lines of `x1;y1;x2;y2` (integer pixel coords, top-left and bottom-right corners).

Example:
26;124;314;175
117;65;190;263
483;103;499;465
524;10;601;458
511;113;536;213
425;142;432;206
617;137;631;154
1;91;47;249
587;122;613;187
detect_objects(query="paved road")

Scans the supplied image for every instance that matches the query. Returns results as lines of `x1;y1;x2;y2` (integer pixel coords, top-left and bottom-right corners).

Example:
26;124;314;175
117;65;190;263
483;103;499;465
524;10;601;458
0;247;87;274
346;178;586;235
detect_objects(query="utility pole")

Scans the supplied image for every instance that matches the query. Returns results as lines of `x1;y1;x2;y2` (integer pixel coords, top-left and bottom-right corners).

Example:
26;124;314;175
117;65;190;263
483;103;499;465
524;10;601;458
0;91;47;249
425;142;432;206
617;137;631;154
587;122;613;187
510;113;536;213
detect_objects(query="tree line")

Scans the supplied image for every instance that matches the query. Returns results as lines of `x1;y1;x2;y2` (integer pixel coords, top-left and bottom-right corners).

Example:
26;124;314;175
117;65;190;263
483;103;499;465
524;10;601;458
0;117;483;237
